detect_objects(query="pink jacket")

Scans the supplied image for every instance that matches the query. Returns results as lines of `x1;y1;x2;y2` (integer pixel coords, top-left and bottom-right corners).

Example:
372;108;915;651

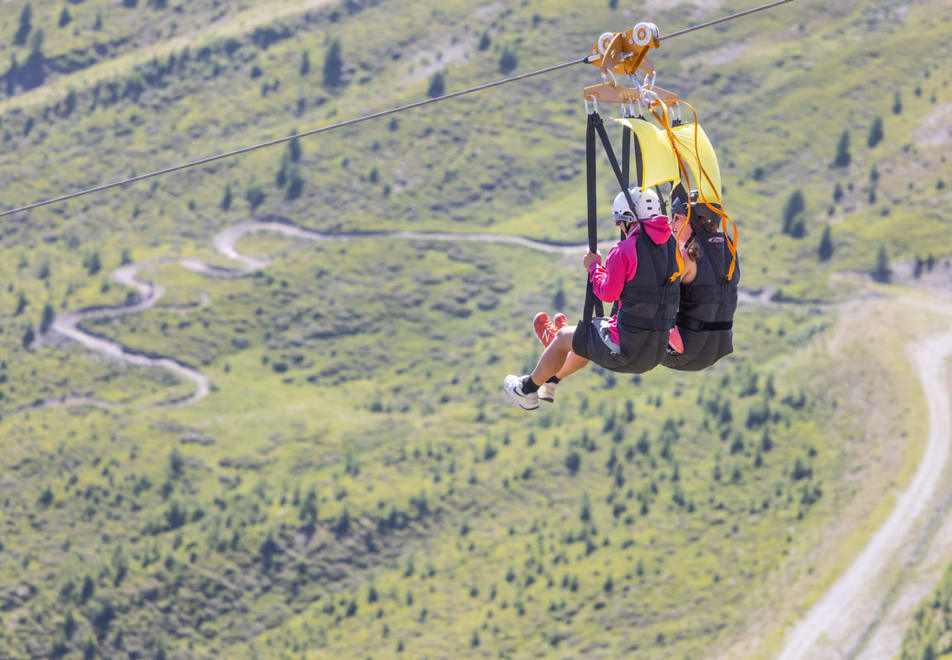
587;215;672;343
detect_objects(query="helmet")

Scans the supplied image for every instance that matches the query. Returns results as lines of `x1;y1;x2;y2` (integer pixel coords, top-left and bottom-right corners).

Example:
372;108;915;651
670;186;696;217
670;196;688;217
612;187;661;222
692;202;723;231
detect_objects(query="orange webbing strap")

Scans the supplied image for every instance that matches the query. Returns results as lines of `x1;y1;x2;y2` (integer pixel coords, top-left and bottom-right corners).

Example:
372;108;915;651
650;100;738;281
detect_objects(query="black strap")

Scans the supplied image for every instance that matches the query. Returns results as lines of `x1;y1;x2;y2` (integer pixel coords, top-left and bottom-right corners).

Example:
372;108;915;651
676;313;733;332
584;112;603;323
592;114;637;212
619;315;677;331
621;122;631;191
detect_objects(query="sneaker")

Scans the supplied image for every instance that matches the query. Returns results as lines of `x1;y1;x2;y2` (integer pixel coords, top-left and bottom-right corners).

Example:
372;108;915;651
504;374;539;410
539;381;557;403
553;313;568;332
534;312;558;347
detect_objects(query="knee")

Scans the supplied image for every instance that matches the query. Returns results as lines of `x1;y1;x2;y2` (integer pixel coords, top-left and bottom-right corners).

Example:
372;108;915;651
554;327;574;349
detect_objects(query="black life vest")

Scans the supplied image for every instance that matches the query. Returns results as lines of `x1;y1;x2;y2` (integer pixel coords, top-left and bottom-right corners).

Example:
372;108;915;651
660;218;738;372
617;228;681;333
676;218;738;333
572;226;680;374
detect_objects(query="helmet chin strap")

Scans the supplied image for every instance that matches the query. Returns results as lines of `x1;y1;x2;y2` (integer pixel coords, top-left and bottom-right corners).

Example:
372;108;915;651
619;219;639;238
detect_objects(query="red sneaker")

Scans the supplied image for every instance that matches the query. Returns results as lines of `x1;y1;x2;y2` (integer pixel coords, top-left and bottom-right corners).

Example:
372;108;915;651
553;313;568;331
533;312;558;347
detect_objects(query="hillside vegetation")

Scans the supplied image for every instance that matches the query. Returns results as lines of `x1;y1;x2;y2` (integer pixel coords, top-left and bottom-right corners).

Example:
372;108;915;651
0;0;949;658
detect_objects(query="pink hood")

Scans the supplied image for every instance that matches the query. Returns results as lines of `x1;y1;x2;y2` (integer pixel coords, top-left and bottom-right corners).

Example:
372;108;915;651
637;215;672;244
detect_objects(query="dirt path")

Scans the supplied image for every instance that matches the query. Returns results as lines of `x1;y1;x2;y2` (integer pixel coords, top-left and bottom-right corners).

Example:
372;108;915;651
776;300;952;659
35;219;603;411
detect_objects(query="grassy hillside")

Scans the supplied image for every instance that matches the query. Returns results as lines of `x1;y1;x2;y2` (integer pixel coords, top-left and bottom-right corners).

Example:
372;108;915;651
0;0;948;658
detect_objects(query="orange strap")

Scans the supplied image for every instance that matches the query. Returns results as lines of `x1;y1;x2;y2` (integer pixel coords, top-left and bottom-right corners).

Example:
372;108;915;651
649;99;738;282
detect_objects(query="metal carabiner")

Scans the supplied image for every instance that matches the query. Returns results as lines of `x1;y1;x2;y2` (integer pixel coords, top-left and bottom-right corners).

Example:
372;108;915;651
585;95;599;115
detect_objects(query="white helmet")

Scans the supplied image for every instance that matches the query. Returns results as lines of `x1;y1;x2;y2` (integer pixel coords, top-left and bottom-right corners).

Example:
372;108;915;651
612;187;661;222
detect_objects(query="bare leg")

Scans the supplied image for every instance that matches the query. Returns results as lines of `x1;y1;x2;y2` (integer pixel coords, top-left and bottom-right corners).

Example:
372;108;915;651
530;328;586;386
556;351;589;379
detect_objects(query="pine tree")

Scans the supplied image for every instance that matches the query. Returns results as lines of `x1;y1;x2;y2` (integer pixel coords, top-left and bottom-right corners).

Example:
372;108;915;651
833;129;851;167
288;135;301;162
817;225;833;261
40;302;54;334
781;189;805;236
871;244;891;283
14;4;32;47
867;116;883;148
427;71;445;98
323;39;342;87
246;179;265;210
499;47;517;74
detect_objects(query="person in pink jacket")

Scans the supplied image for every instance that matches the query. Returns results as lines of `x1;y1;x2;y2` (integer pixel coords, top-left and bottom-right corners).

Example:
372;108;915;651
504;187;681;410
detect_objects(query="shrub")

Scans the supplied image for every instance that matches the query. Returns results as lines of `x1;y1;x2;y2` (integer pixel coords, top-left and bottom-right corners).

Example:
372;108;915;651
323;39;342;87
427;71;445;98
499;47;517;74
871;244;891;283
781;189;806;237
565;450;581;475
14;4;32;46
867;116;883;147
40;302;54;333
817;225;833;261
832;129;851;167
246;179;265;210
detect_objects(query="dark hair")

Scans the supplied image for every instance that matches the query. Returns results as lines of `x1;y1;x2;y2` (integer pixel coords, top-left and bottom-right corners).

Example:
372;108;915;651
685;236;701;261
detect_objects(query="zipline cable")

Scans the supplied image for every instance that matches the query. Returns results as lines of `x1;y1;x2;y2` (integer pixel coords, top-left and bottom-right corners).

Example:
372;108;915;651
0;0;794;219
660;0;794;41
0;56;589;218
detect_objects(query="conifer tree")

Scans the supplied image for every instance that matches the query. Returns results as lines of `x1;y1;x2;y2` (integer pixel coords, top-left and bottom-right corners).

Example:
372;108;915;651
867;116;883;148
14;3;32;47
871;244;891;283
323;39;342;87
817;225;833;261
833;129;851;167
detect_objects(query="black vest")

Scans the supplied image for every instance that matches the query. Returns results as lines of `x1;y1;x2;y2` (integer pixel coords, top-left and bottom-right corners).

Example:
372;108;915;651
571;226;680;374
677;218;738;332
616;228;681;334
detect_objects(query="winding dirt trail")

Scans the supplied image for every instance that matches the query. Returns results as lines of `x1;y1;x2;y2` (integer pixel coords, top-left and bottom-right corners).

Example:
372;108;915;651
776;300;952;659
33;219;599;411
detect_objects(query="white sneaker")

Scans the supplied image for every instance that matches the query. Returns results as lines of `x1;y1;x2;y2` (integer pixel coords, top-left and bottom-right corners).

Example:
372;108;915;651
504;374;539;410
538;381;557;403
